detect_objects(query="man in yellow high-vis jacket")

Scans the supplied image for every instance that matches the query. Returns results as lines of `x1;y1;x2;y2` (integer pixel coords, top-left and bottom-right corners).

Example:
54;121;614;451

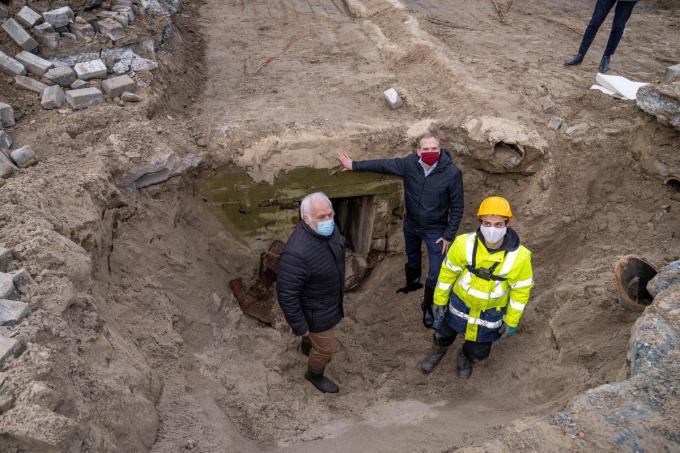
420;196;534;379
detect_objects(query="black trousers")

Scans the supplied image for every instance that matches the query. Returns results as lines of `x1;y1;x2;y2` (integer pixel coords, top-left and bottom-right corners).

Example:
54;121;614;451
578;0;636;57
434;321;492;362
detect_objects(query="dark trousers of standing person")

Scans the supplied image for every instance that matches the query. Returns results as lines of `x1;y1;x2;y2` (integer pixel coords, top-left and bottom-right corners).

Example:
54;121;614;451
578;0;637;58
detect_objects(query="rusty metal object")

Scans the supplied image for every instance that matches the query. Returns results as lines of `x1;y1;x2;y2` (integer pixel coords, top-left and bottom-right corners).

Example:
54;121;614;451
614;255;658;312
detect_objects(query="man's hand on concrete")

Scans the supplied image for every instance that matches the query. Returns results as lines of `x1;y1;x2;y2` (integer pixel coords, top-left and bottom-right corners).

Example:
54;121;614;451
435;237;451;255
337;153;353;171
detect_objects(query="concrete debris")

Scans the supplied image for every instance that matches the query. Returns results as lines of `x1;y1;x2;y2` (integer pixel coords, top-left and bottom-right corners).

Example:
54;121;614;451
0;50;27;76
121;153;203;190
52;48;158;75
0;272;15;299
95;10;119;20
15;51;53;77
102;74;136;98
61;31;77;41
42;85;66;110
636;82;680;131
71;79;88;89
0;299;30;326
565;122;590;137
0;335;19;365
15;75;48;94
65;87;104;110
42;6;75;29
0;3;7;20
548;116;563;130
666;64;680;78
33;22;55;35
593;73;649;101
0;152;16;178
16;6;42;28
121;91;142;102
113;5;135;22
0;130;11;150
26;382;62;411
114;14;129;28
70;20;95;39
10;147;38;168
539;96;555;113
98;17;125;41
0;102;14;128
1;19;39;51
0;404;80;451
383;87;403;109
0;247;11;271
36;30;60;50
45;66;76;86
74;59;108;80
647;259;680;298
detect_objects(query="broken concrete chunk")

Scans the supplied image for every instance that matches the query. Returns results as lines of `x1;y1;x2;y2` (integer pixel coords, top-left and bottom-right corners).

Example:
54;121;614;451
0;152;16;178
36;31;60;50
42;6;74;28
71;79;88;89
10;147;37;168
69;21;95;39
0;50;27;76
0;335;19;364
0;103;14;128
0;404;79;451
0;130;11;150
121;153;203;190
666;64;680;79
65;87;104;110
383;87;403;109
548;116;563;130
26;382;62;411
0;272;15;299
74;59;107;80
0;247;11;272
15;75;47;94
2;19;38;51
45;66;76;86
539;96;555;113
114;14;129;27
636;82;680;131
121;91;142;102
565;123;590;137
33;22;55;35
15;51;53;77
98;17;125;41
41;85;65;110
113;5;135;22
102;74;136;98
12;268;33;288
0;299;30;326
17;6;42;28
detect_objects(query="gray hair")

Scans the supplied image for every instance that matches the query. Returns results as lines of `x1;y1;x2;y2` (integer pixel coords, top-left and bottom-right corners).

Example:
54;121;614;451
417;132;440;149
300;192;332;219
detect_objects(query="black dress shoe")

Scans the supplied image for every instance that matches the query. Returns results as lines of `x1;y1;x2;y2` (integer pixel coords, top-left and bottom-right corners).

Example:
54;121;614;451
305;368;339;393
599;55;610;73
564;53;584;66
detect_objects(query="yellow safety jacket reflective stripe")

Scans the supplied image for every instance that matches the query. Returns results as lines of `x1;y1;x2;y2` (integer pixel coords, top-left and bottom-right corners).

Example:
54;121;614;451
434;232;534;341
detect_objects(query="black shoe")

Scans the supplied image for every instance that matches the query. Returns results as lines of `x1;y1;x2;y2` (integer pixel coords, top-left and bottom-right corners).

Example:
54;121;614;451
420;345;447;374
421;285;435;328
299;336;311;357
564;53;584;66
396;265;423;294
456;350;472;379
599;55;610;73
396;281;423;294
305;368;339;393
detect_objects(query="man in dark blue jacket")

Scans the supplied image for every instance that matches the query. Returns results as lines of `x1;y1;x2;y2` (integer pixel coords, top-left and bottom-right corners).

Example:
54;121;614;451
337;133;464;328
277;192;346;393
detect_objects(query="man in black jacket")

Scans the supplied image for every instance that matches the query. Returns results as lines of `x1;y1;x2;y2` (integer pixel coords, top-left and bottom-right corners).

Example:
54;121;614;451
337;133;464;328
277;192;346;393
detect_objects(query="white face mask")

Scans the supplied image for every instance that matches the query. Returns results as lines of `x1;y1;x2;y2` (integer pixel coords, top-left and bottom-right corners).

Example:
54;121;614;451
480;226;506;245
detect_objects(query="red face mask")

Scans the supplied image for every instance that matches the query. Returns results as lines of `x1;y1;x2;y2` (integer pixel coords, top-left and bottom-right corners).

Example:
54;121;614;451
420;151;440;166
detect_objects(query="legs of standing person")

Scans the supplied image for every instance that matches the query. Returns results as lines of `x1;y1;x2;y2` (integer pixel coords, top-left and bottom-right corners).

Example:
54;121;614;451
457;340;493;379
421;317;457;373
398;219;424;293
579;0;616;55
305;328;339;393
420;231;447;327
604;1;636;57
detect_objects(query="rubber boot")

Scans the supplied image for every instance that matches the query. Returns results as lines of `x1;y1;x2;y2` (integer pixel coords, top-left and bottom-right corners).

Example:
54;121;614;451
456;350;472;379
420;342;448;374
396;265;423;294
421;285;435;328
564;53;584;66
599;55;610;73
299;336;311;357
305;366;339;393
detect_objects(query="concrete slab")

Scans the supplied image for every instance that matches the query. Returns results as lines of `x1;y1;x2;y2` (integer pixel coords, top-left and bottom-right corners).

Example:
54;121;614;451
65;87;104;109
15;75;47;94
0;51;26;76
15;51;53;76
45;66;76;86
10;146;38;167
74;59;107;80
0;299;30;326
595;73;649;101
42;6;74;28
16;6;42;28
41;85;65;110
0;103;14;128
101;74;136;98
1;19;38;51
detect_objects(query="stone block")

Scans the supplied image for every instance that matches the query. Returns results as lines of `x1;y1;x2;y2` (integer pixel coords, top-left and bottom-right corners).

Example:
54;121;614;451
0;50;27;76
548;116;563;130
113;5;135;22
41;85;65;110
0;103;14;128
12;268;33;288
69;21;94;39
102;74;136;98
636;82;680;131
0;272;15;298
98;17;125;41
114;14;129;27
15;75;47;94
539;96;555;113
0;335;19;364
74;59;107;80
0;247;11;272
10;147;37;168
65;87;104;110
0;299;30;326
15;51;53;77
33;22;55;36
2;19;38;51
71;79;88;89
61;32;77;41
42;6;74;28
121;91;142;102
0;130;12;150
383;87;403;109
666;64;680;78
39;32;60;49
95;11;119;19
0;152;16;178
45;66;76;86
17;6;42;28
565;123;590;137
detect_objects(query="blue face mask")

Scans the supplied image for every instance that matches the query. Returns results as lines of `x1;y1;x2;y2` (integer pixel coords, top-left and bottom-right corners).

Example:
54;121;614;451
316;219;334;237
